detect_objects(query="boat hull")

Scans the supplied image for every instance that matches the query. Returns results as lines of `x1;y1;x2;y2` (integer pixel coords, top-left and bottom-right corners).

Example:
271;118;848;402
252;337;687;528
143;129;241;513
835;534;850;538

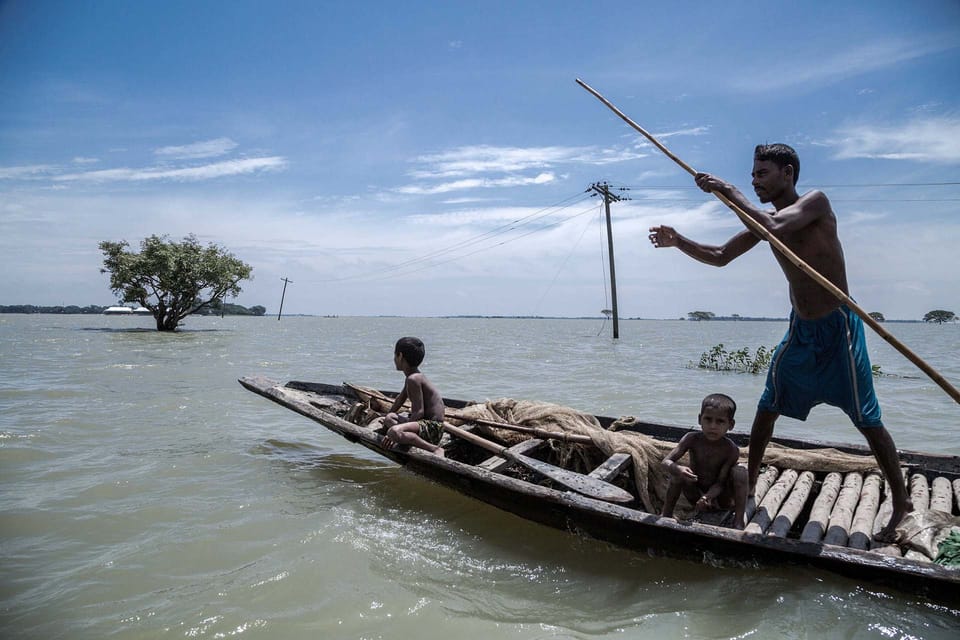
239;376;960;603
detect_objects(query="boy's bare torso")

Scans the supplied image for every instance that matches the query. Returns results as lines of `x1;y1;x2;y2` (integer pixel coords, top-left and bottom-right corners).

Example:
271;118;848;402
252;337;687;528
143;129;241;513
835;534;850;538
687;434;739;491
406;372;446;421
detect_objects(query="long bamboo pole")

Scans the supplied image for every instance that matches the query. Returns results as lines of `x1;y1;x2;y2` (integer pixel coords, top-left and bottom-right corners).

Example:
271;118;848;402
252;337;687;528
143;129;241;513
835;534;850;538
576;78;960;405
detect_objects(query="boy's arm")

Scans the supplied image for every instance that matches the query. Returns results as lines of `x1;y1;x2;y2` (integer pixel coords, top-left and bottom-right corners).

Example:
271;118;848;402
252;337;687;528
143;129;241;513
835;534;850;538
662;433;697;481
388;387;408;414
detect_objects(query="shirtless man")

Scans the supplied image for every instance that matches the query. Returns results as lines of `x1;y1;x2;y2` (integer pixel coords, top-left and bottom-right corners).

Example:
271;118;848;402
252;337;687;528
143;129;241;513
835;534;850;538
648;143;910;541
381;336;447;456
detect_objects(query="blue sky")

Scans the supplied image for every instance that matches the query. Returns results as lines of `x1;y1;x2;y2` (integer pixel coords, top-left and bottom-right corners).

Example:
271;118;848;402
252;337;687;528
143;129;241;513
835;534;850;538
1;0;958;319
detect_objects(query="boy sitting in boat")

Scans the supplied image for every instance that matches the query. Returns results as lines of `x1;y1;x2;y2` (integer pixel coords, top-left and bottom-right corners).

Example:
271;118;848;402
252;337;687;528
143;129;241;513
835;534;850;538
660;393;748;529
381;336;447;457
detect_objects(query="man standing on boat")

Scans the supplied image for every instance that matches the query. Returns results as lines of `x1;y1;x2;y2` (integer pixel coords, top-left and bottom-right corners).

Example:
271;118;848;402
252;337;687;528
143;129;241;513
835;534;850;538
648;143;910;541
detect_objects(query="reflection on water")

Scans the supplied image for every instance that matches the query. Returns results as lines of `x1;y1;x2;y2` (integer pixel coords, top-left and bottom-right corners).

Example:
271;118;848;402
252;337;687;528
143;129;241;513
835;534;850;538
1;314;958;639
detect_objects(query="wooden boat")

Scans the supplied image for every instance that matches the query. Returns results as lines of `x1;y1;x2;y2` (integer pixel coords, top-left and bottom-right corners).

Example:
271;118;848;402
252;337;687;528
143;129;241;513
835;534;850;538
239;376;960;602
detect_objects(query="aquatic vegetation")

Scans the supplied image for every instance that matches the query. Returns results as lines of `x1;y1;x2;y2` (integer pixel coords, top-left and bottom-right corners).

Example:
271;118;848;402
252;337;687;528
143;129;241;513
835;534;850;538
696;344;772;374
697;344;886;377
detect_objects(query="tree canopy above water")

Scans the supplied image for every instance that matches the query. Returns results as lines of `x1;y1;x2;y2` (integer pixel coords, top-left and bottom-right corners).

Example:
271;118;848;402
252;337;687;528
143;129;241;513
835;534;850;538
99;234;253;331
923;310;956;324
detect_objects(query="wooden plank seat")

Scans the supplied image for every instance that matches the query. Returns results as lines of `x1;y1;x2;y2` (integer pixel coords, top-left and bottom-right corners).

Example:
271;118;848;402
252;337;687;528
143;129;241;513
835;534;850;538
587;452;632;483
477;438;545;473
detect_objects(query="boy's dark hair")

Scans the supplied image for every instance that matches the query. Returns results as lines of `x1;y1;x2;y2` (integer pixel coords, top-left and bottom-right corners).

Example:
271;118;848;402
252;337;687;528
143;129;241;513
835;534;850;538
701;393;736;421
754;143;800;185
395;336;425;367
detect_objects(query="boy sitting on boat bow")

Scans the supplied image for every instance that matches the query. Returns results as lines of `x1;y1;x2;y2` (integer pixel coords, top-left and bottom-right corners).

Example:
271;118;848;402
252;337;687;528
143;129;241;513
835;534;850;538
381;336;447;457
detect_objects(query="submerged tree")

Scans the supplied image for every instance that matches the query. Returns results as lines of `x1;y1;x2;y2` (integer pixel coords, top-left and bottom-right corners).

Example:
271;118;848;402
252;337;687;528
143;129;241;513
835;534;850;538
687;311;716;321
923;310;956;324
100;234;253;331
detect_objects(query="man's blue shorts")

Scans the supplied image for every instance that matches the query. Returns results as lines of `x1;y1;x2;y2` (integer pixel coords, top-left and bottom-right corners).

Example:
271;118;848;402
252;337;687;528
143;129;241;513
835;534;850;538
758;305;883;428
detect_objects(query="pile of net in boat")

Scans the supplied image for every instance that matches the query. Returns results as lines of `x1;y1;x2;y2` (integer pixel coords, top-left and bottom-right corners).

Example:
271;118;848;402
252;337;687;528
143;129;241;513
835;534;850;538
449;398;882;516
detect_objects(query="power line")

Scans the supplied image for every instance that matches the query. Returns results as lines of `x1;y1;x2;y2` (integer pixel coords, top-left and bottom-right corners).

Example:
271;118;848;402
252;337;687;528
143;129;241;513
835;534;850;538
364;201;601;283
310;191;593;284
620;181;960;189
621;197;960;203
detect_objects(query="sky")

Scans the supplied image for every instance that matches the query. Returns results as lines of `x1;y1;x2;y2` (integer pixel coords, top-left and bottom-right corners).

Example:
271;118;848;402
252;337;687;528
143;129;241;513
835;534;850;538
1;0;958;319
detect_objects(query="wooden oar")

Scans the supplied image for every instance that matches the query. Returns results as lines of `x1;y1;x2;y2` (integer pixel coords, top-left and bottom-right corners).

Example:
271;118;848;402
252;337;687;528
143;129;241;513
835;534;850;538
444;408;595;445
344;383;633;503
440;420;633;503
576;78;960;405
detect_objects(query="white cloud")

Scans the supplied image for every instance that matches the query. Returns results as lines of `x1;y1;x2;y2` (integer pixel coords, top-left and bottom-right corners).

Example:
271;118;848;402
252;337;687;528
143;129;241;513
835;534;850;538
398;144;644;196
409;144;644;179
731;35;959;93
655;126;710;139
397;172;556;195
154;137;239;159
53;156;288;182
828;116;960;163
72;157;100;165
0;164;57;179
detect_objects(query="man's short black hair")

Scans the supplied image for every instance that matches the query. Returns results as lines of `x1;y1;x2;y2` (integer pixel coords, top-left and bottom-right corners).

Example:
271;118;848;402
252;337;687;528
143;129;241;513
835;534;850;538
755;143;800;185
701;393;736;421
395;336;425;367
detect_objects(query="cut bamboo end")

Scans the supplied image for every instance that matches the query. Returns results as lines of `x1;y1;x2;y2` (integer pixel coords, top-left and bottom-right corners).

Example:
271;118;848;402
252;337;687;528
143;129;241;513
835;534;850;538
800;472;843;543
746;469;799;535
823;472;864;546
768;470;816;538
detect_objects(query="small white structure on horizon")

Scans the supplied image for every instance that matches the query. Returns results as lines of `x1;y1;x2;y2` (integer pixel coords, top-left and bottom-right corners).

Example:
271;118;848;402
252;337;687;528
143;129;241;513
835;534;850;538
103;306;133;315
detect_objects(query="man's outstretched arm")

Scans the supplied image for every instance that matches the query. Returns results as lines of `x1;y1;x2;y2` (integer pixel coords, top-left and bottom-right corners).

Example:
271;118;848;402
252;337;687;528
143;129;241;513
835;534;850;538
649;225;760;266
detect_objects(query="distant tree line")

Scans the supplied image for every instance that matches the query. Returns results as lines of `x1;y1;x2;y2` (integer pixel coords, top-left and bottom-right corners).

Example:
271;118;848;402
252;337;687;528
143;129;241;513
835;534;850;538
195;302;267;316
0;304;266;316
687;310;957;323
0;305;107;314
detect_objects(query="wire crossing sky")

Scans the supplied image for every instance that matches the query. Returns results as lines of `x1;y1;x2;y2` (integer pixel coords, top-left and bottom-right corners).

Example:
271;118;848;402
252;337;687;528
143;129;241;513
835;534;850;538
1;0;958;319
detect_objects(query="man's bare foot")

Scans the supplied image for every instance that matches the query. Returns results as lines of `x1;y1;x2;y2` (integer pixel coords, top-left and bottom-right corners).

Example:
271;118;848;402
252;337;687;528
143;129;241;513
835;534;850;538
874;500;912;543
433;447;445;458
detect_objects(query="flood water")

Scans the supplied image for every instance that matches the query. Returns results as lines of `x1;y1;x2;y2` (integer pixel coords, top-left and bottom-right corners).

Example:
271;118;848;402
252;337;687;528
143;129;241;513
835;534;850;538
1;314;958;639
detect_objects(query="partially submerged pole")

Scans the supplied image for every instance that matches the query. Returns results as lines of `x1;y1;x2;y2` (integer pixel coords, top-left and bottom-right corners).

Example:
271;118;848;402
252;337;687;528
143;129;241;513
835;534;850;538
589;182;624;339
277;277;293;321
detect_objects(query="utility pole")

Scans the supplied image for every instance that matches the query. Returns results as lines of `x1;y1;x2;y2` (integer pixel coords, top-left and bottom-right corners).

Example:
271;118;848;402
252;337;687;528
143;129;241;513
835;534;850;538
277;277;293;321
587;182;627;339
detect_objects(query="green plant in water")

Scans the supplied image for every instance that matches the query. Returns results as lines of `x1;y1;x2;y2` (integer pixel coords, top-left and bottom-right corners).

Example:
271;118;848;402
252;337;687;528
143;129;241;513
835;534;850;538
697;344;773;374
698;344;885;377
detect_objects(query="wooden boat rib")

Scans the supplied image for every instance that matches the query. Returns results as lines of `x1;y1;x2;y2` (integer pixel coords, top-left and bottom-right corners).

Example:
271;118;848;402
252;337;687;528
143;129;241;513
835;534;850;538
239;376;960;602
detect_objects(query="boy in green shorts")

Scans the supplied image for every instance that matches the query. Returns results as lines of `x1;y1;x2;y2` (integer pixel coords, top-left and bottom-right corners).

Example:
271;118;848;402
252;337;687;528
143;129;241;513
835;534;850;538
382;336;446;457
